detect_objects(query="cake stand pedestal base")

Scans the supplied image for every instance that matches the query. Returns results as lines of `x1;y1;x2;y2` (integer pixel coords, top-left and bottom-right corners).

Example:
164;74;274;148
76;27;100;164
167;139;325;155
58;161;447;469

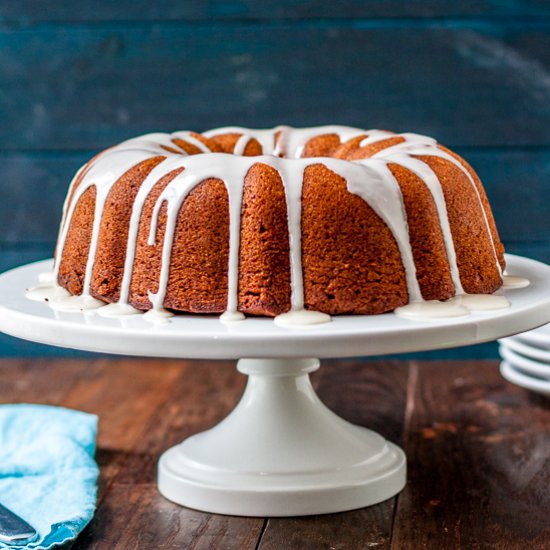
158;358;406;517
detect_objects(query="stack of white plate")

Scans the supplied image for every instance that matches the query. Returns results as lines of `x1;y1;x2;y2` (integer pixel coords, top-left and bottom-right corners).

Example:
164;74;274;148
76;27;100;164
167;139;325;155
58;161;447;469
498;324;550;396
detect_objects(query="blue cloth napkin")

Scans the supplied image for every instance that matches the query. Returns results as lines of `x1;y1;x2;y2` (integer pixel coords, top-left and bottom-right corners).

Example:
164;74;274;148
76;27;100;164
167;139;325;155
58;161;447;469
0;404;99;549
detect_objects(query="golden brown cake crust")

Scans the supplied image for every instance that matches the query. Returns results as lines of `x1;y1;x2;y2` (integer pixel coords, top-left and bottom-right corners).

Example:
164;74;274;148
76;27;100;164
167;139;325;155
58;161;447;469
301;164;408;315
439;145;505;270
163;178;231;313
90;157;165;303
209;133;263;156
420;155;502;294
128;168;185;310
58;186;96;295
388;163;455;301
238;163;291;316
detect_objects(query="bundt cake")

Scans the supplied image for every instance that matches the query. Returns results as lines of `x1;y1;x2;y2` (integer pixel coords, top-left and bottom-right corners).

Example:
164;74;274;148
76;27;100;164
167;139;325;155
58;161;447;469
47;125;508;324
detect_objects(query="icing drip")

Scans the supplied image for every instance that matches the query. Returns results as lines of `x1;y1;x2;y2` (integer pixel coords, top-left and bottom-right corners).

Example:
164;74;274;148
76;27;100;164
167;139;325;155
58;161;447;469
455;294;510;311
381;153;464;294
203;127;279;155
172;131;212;153
346;159;423;302
51;125;508;324
225;167;246;318
26;283;70;303
395;300;469;320
220;310;246;323
143;308;174;323
358;130;396;148
371;135;504;279
274;310;331;327
146;155;252;318
233;134;251;156
275;125;366;158
395;293;510;321
502;276;530;289
48;294;105;312
38;271;55;284
96;302;142;318
118;156;185;305
54;163;87;263
277;161;307;311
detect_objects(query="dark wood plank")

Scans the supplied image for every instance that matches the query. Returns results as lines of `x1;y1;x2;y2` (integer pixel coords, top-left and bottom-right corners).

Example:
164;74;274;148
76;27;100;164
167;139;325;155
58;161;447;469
0;357;90;403
1;1;549;23
112;359;248;485
392;360;550;549
1;24;549;150
258;506;395;550
258;360;410;549
77;485;262;550
57;358;183;500
315;360;409;444
72;359;265;549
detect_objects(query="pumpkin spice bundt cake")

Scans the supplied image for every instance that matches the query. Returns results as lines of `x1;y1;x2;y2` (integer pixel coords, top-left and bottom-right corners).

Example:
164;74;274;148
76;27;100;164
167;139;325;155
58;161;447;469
47;125;510;324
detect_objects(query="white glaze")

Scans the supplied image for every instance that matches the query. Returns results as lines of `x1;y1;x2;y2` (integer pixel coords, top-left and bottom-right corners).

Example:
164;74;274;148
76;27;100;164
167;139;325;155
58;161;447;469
26;283;70;303
395;293;510;321
394;300;470;321
275;125;366;158
274;309;332;327
96;302;142;318
371;135;503;278
233;134;252;156
358;130;396;148
143;307;174;323
502;276;530;289
50;126;507;323
220;310;246;323
203;127;278;155
455;294;510;311
345;159;422;303
379;152;464;294
48;293;105;312
38;271;55;284
119;156;185;305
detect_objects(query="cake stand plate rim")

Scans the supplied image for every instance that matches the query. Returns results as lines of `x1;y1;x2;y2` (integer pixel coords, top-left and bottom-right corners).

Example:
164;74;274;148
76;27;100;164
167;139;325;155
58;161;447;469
1;254;550;359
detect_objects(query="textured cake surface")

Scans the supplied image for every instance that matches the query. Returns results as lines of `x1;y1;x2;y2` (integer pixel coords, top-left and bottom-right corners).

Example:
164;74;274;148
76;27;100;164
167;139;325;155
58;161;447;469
54;126;505;320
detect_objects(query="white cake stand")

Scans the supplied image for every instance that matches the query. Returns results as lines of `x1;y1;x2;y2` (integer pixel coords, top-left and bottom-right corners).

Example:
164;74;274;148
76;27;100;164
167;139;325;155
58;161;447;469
1;255;550;517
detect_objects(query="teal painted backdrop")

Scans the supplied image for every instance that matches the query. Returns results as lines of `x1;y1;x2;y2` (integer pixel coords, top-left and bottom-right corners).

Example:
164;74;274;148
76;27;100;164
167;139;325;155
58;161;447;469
1;1;549;356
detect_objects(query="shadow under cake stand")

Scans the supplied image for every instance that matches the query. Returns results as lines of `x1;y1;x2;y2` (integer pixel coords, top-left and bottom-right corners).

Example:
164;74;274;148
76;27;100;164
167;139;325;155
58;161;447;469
1;254;550;517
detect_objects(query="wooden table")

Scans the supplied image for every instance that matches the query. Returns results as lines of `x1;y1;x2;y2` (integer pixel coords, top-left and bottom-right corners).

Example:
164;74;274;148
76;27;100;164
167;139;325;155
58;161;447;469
0;358;548;549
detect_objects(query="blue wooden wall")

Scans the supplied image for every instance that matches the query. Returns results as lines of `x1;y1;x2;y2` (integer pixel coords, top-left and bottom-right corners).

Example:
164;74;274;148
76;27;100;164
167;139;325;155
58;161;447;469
1;1;550;357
